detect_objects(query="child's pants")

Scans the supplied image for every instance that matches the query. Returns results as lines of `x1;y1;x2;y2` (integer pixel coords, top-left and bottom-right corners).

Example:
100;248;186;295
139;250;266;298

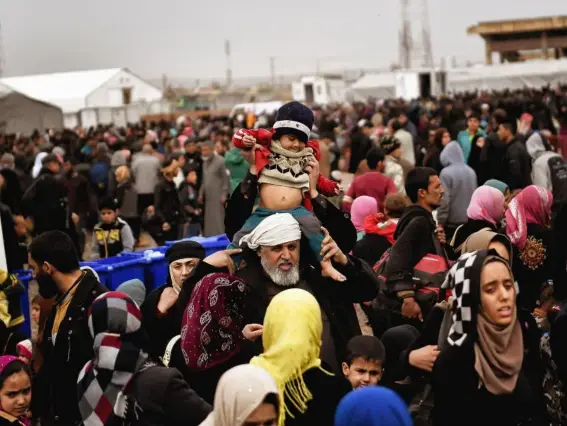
231;206;324;261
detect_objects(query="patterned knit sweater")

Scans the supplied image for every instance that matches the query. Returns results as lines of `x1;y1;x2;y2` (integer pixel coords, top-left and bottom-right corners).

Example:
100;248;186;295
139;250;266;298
258;140;315;191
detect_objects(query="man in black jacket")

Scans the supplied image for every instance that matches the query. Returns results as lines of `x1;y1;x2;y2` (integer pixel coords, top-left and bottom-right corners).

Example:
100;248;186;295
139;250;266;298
383;167;446;324
22;154;80;255
29;231;107;426
499;121;532;191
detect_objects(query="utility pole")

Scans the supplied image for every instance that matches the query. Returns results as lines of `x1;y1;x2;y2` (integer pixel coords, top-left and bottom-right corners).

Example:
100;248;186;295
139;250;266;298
225;39;232;89
399;0;433;69
269;56;276;87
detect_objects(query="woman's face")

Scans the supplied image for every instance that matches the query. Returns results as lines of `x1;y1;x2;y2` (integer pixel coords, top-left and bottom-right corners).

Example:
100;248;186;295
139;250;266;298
243;402;277;426
480;261;516;327
170;258;199;287
0;371;31;418
442;132;451;146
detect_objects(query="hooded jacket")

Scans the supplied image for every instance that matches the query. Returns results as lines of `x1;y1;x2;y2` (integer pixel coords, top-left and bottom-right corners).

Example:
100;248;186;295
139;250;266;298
437;142;477;226
224;147;249;194
526;132;562;192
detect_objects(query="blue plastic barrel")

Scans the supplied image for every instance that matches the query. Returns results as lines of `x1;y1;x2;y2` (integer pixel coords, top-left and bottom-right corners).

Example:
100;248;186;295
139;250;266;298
80;255;146;291
13;270;32;337
119;251;168;292
165;234;230;257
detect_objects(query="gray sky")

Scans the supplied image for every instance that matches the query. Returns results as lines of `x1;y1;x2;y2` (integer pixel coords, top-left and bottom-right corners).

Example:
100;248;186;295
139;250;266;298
1;0;565;81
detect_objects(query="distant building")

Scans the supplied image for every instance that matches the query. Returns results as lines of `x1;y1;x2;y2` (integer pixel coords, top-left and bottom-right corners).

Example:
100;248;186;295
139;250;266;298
468;15;567;65
292;75;347;105
0;68;163;128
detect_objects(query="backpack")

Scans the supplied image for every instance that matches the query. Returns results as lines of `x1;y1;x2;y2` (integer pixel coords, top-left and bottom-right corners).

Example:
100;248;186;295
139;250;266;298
372;232;450;304
90;161;110;191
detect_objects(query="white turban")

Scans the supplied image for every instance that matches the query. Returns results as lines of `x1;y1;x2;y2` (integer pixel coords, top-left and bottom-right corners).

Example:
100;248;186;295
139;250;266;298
239;213;301;250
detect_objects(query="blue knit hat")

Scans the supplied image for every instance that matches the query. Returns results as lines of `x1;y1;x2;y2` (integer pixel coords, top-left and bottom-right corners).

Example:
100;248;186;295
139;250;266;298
273;101;314;143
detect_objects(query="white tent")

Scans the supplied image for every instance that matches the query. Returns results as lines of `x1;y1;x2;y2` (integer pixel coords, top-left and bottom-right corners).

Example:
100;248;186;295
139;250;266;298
0;83;63;133
0;68;163;128
350;73;397;99
447;59;567;92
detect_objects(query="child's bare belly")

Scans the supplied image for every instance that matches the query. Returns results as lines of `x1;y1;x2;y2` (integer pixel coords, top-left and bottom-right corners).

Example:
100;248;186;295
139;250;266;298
259;184;304;210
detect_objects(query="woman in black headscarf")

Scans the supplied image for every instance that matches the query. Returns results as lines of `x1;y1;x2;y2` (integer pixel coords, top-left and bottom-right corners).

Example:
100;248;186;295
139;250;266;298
432;250;546;426
140;241;207;360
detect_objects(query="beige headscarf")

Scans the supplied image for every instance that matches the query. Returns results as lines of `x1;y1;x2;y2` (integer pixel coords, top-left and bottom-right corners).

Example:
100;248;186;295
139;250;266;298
199;364;278;426
462;229;512;260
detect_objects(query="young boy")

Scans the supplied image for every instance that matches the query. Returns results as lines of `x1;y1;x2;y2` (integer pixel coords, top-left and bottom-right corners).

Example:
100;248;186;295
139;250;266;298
179;170;202;237
342;335;386;389
91;196;134;259
232;101;345;281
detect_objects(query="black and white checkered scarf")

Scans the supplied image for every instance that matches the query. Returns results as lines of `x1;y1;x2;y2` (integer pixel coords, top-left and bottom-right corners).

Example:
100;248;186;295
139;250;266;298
442;251;484;347
442;249;520;347
77;292;148;426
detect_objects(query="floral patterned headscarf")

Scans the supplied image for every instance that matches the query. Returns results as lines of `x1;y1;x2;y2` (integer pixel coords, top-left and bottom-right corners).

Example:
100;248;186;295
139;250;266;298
181;273;248;371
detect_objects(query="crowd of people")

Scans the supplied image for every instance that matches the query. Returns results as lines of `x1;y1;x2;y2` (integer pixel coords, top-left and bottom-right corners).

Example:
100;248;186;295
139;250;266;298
0;86;565;425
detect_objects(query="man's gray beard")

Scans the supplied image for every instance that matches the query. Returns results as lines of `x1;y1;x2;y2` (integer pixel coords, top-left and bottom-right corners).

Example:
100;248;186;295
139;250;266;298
260;256;300;287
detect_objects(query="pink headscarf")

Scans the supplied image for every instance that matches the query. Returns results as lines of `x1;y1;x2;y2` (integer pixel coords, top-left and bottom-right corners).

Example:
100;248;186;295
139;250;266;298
351;196;379;232
505;185;553;249
0;356;30;426
467;186;506;226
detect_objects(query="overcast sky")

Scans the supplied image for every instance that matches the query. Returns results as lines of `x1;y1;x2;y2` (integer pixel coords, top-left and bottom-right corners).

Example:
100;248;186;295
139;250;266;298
0;0;565;81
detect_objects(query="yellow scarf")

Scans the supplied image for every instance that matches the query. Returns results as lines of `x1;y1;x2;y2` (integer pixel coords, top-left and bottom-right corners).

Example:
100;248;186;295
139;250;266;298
250;289;331;426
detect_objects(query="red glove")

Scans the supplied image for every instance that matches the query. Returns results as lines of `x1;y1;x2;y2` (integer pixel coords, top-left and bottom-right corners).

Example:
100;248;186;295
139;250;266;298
317;175;339;196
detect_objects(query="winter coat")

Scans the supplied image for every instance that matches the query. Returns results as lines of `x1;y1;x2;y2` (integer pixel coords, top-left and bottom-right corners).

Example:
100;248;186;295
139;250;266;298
383;205;439;296
457;128;486;163
22;168;71;235
504;138;533;191
123;364;211;426
33;270;107;426
437;141;477;226
132;154;161;195
224;147;249;194
154;180;183;226
91;218;135;259
115;180;138;218
479;133;507;185
526;131;565;195
394;128;416;166
383;156;405;195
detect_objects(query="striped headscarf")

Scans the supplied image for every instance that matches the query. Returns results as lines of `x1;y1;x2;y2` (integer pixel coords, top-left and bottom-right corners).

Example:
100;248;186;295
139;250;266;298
77;292;148;426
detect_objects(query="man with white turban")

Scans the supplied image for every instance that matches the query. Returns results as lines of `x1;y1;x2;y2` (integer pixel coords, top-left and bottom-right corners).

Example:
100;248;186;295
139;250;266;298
179;212;380;374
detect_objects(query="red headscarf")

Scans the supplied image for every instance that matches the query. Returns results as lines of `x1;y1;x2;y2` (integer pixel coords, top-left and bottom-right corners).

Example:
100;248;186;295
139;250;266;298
505;185;553;249
181;273;248;371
